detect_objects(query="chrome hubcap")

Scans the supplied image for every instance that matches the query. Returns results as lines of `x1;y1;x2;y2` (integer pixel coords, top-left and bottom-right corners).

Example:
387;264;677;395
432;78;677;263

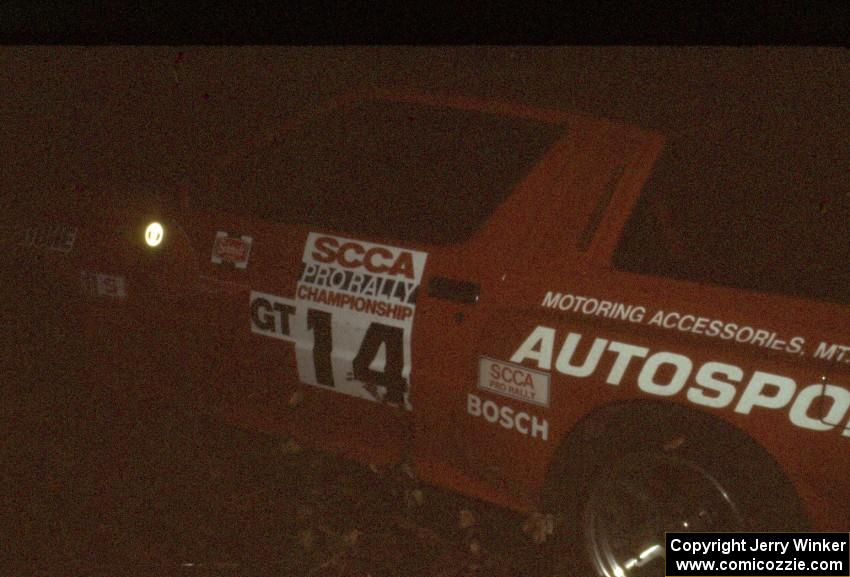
585;452;743;577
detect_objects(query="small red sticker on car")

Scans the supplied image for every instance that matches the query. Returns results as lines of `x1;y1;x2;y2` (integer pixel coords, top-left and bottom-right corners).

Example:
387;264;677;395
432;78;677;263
212;231;253;269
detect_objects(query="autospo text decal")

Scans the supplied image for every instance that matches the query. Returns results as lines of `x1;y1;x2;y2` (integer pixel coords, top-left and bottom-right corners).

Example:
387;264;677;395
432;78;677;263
511;325;850;438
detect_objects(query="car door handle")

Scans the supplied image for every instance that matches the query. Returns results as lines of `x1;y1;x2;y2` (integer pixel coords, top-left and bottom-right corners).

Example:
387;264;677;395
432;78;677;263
427;276;480;304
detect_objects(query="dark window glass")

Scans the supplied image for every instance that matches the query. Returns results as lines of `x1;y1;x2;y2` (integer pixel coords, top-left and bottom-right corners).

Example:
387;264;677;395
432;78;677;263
195;100;564;245
613;145;850;304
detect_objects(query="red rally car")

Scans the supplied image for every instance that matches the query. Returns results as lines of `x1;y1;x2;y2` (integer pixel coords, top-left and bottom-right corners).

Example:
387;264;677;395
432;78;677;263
8;89;848;576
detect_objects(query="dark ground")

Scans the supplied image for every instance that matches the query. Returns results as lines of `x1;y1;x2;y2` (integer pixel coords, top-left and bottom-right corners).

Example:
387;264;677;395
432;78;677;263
1;329;555;577
3;400;554;577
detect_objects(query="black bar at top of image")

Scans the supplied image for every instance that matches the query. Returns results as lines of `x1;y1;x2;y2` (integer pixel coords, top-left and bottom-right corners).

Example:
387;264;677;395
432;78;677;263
666;533;850;577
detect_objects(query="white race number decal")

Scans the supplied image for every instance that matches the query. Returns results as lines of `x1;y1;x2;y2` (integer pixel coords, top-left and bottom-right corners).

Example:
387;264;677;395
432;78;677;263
250;233;428;410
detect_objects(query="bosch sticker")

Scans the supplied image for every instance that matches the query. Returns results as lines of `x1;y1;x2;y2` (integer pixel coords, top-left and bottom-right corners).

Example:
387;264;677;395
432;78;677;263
478;357;551;407
212;231;252;268
467;393;549;441
249;233;428;410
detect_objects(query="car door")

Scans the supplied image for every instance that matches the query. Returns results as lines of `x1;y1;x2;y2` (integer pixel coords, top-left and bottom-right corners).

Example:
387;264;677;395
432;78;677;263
412;115;667;509
180;92;569;469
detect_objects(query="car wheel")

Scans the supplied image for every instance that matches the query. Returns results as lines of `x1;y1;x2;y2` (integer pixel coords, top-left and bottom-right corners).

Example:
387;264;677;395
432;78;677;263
544;401;808;577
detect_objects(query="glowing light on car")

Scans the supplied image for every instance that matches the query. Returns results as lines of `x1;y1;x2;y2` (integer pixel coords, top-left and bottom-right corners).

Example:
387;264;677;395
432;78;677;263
145;222;164;247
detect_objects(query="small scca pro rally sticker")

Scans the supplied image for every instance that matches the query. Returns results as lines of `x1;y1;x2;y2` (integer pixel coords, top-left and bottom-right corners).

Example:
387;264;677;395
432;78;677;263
249;233;428;410
478;357;551;407
211;231;252;268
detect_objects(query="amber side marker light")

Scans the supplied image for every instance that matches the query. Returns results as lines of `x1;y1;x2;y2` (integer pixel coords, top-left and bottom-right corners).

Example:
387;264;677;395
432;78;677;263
144;222;164;247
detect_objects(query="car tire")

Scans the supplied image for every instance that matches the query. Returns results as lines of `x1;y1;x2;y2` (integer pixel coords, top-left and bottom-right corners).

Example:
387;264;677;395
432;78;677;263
543;401;808;577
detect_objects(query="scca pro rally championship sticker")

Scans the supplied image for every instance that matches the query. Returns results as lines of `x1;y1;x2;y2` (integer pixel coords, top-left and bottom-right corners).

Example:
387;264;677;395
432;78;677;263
250;233;427;410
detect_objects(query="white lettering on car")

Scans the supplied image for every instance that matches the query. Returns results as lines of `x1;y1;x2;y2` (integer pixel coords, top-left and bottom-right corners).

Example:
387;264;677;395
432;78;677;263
555;333;608;377
790;384;850;431
540;291;807;357
511;326;850;438
604;341;649;385
813;341;850;363
478;357;551;407
509;326;557;370
250;233;428;410
637;351;692;397
467;394;549;441
688;362;742;409
734;371;796;415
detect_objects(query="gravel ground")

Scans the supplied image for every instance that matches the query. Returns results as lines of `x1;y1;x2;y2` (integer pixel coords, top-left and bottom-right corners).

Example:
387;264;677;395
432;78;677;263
2;364;560;577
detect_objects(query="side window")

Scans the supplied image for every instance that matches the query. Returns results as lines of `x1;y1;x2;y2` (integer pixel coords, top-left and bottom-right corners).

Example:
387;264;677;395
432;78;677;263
613;145;850;304
195;100;565;246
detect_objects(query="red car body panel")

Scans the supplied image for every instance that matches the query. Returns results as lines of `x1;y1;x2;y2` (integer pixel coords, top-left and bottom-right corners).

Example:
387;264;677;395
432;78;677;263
7;90;847;534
